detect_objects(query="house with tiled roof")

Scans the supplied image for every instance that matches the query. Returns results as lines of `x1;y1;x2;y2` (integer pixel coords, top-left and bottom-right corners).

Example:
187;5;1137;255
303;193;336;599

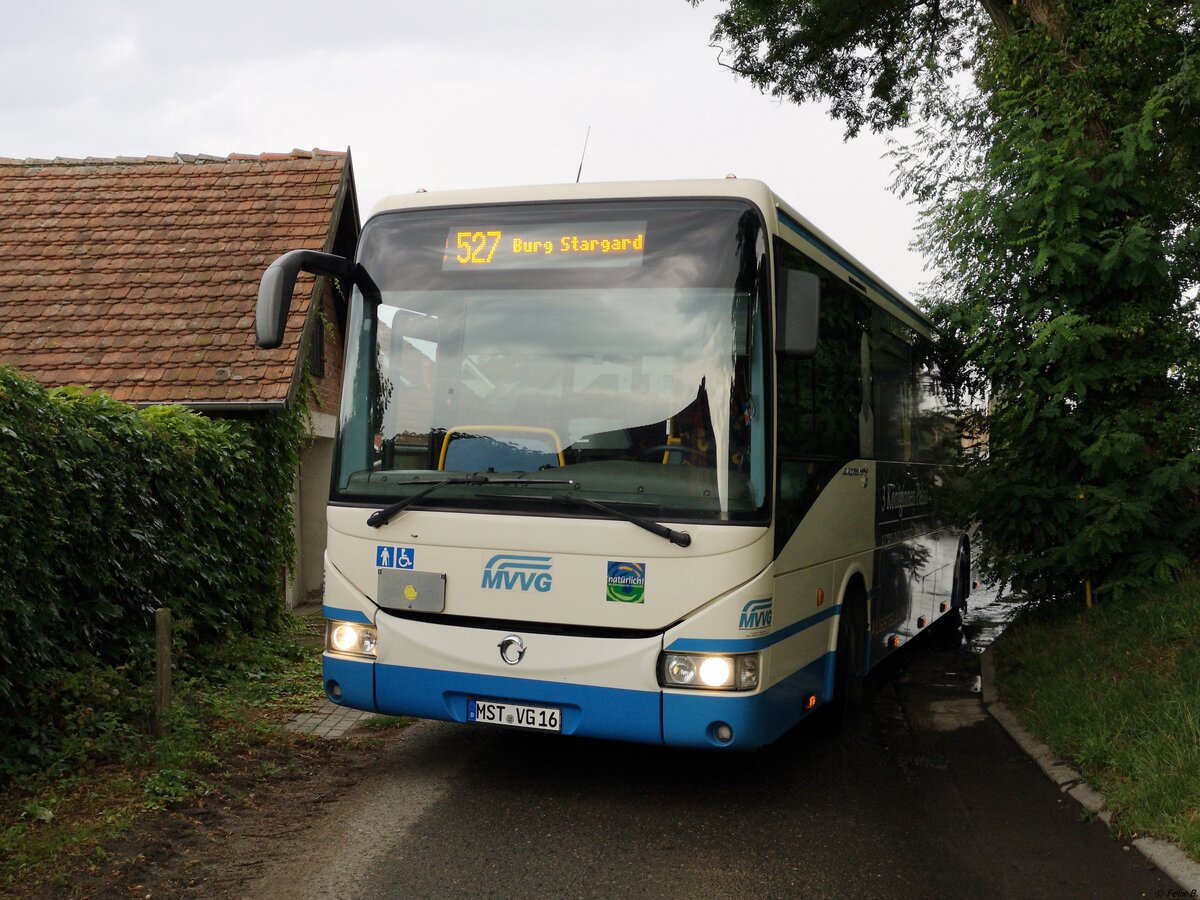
0;148;360;606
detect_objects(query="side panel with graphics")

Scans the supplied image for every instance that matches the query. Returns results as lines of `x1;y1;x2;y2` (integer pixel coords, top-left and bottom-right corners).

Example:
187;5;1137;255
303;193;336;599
773;461;876;687
770;455;961;676
775;461;876;575
871;461;959;659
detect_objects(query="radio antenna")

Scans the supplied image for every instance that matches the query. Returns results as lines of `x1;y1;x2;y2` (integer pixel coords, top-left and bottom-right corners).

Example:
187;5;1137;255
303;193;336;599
575;126;591;183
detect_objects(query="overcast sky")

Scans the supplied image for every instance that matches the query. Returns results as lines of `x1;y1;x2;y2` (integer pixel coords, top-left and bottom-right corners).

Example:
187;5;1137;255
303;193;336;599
1;0;928;297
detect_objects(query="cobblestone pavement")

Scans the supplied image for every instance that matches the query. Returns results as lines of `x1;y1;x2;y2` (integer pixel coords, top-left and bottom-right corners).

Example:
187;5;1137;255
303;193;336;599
285;698;378;738
285;602;380;738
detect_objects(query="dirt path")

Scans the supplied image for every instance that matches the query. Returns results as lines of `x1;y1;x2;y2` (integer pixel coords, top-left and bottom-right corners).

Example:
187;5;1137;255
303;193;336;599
45;726;407;899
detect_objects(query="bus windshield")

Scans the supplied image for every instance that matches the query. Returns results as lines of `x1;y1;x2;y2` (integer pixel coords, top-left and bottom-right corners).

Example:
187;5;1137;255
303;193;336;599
333;199;769;522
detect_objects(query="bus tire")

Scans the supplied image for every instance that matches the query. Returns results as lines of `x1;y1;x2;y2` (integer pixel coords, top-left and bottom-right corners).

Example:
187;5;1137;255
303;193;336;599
815;594;865;734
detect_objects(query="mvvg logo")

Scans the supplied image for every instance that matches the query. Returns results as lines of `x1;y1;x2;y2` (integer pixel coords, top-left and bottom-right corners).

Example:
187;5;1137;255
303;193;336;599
482;554;553;593
738;598;773;630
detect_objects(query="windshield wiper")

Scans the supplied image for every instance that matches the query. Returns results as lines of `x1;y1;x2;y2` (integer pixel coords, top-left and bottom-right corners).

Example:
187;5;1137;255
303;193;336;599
367;477;690;546
366;475;573;528
565;495;692;548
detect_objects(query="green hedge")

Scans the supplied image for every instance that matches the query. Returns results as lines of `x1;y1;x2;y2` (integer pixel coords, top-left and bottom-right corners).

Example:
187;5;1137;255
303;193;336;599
0;366;305;765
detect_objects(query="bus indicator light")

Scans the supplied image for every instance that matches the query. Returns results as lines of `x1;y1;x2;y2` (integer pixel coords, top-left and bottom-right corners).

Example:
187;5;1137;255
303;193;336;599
665;654;697;685
737;654;759;690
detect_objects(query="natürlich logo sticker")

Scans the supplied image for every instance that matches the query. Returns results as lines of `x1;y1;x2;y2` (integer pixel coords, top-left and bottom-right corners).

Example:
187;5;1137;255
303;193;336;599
606;561;646;603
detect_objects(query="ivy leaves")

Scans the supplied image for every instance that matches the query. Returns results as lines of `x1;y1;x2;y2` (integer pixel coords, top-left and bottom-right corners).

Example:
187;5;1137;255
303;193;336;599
0;367;305;761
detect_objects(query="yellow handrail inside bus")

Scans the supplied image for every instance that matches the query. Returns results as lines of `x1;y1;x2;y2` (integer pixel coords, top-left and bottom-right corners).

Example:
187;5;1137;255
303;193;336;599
662;434;682;465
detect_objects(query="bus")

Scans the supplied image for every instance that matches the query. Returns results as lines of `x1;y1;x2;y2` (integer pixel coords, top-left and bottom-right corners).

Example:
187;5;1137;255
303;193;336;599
256;178;970;750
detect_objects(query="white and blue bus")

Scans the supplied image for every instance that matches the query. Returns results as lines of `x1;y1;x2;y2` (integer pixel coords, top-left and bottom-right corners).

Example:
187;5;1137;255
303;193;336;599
256;179;969;750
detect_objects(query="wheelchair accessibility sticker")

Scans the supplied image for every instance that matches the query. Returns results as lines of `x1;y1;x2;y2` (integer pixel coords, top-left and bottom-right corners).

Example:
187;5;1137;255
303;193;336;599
376;545;415;570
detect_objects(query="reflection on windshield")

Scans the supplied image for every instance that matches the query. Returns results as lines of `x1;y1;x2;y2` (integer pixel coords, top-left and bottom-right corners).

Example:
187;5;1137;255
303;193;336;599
336;288;765;520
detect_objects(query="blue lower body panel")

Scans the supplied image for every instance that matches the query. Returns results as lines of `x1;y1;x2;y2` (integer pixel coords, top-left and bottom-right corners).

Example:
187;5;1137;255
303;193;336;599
324;652;832;751
324;654;377;711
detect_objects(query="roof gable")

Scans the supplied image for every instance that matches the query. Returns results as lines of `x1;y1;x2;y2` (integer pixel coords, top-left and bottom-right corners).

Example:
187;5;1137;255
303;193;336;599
0;149;357;407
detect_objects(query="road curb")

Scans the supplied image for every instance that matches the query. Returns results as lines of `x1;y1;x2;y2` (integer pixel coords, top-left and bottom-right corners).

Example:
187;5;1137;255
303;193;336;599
980;646;1200;893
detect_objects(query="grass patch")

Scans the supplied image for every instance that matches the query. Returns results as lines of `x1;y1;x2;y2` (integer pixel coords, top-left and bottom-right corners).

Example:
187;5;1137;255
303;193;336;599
0;613;326;895
358;714;418;731
994;573;1200;857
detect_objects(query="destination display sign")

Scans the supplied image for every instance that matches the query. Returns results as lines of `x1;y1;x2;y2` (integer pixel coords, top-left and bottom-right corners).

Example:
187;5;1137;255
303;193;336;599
443;221;647;270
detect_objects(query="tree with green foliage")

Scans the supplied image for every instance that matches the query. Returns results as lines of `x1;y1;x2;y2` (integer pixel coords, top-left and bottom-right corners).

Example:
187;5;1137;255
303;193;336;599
692;0;1200;600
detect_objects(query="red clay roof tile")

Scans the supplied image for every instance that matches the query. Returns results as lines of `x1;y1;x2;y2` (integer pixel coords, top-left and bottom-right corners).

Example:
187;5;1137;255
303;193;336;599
0;150;352;406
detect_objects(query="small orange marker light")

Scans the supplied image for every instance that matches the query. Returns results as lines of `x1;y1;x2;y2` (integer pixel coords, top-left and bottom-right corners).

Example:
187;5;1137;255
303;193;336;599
805;694;817;710
889;635;902;648
816;588;825;606
918;616;928;628
940;601;949;613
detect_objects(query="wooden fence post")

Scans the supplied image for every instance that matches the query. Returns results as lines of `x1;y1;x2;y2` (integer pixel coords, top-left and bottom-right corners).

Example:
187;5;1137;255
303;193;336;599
154;607;172;738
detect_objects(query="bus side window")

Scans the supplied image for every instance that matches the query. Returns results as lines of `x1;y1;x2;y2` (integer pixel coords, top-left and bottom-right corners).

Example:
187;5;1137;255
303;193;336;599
871;313;914;464
911;336;957;465
774;241;871;554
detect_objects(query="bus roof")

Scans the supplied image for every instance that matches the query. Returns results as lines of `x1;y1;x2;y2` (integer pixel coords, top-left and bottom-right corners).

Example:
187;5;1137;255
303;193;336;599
370;178;931;334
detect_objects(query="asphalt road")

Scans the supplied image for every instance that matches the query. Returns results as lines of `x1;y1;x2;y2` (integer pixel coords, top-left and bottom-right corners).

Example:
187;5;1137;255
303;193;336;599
251;642;1176;899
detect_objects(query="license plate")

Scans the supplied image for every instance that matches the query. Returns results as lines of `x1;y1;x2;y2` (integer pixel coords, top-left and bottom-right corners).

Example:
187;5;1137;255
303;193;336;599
467;699;561;732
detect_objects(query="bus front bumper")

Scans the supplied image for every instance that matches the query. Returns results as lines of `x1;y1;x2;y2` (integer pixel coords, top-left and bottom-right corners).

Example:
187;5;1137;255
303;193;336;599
322;653;827;750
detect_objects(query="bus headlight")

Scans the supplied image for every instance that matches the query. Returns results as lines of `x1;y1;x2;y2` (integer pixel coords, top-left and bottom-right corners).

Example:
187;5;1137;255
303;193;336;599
326;620;378;658
659;652;759;691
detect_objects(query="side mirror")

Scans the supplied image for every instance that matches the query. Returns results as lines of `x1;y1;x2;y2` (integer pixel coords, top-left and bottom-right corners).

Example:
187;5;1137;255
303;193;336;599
256;250;353;349
776;269;820;357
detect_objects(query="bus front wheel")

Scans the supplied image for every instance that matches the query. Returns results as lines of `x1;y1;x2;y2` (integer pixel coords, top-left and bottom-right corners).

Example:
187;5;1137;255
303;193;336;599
815;599;864;734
